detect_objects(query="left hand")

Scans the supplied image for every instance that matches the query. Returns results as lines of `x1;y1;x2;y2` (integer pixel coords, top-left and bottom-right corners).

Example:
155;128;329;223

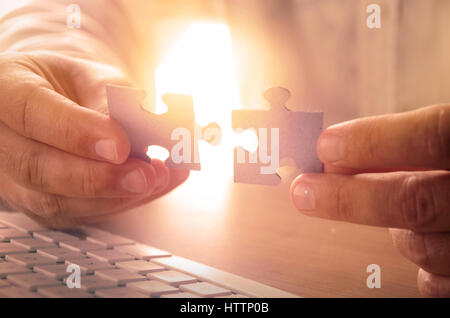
290;104;450;297
0;52;189;228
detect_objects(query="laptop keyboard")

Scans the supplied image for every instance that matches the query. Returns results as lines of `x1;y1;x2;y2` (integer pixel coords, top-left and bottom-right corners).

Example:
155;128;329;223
0;212;251;298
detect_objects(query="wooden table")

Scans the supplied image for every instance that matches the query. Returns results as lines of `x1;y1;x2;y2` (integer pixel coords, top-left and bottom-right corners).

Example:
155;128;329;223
101;173;421;297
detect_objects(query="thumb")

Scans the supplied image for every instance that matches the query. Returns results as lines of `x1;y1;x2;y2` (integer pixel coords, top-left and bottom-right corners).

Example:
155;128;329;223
67;57;134;114
36;52;134;114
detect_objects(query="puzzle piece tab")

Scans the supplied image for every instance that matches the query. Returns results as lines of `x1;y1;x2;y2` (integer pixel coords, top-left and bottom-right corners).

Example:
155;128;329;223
232;87;323;185
106;85;221;170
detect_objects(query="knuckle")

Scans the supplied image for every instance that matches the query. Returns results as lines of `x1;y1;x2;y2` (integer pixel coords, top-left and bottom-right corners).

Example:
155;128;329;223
335;181;354;221
22;85;43;138
364;121;380;161
81;162;99;197
418;270;449;298
401;175;437;231
436;106;450;159
34;194;64;219
405;232;431;268
57;113;77;148
11;148;46;189
425;105;450;162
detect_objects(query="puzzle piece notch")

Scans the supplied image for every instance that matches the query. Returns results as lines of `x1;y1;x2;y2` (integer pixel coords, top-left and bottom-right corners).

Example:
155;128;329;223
232;86;323;186
106;85;221;170
263;86;291;111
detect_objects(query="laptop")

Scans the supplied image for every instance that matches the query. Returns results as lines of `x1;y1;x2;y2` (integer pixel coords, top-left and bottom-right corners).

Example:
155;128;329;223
0;204;298;298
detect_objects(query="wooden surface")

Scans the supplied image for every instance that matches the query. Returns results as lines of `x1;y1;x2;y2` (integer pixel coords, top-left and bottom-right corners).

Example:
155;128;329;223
100;172;421;298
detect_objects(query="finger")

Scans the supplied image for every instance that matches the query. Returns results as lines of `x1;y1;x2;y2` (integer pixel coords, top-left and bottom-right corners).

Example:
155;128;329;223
132;166;190;206
76;168;189;227
0;165;175;229
417;269;450;298
317;104;450;170
0;61;130;163
0;175;150;229
324;163;432;175
55;55;134;113
34;167;186;228
290;171;450;232
18;193;149;230
0;123;168;198
390;229;450;276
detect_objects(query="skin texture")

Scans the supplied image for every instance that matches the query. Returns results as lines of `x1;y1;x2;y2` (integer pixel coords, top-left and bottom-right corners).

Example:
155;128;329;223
0;51;189;228
290;104;450;297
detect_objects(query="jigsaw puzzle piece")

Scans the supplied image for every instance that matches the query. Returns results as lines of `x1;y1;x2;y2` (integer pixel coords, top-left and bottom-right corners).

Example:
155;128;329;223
106;85;221;170
232;87;323;185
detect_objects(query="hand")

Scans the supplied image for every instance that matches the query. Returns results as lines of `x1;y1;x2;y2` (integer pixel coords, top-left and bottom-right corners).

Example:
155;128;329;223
0;51;189;228
290;104;450;297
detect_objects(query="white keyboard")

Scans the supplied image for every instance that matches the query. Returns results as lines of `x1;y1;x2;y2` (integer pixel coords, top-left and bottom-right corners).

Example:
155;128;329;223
0;211;298;298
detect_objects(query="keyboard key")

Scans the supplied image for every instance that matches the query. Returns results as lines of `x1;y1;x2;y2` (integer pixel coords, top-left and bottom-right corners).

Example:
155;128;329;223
0;228;30;241
160;292;201;298
180;282;232;297
38;286;94;298
95;287;148;298
0;279;11;288
34;264;86;280
8;273;62;291
152;256;293;297
0;262;31;278
65;258;115;274
87;249;135;264
10;238;56;251
69;275;117;293
116;260;165;275
147;270;197;286
95;268;147;286
60;240;105;254
86;236;134;249
0;242;29;257
82;227;134;248
115;244;171;260
6;253;57;268
0;286;41;298
217;293;249;298
127;280;179;297
0;212;47;233
33;231;80;244
37;247;87;262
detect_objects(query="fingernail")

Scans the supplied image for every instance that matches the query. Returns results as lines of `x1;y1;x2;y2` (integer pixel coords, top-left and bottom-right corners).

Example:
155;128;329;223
292;180;316;212
318;135;344;163
95;139;118;162
121;169;148;194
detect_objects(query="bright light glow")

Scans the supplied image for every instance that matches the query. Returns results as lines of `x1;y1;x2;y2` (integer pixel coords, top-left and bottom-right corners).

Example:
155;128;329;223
233;129;258;153
154;22;241;211
147;145;170;161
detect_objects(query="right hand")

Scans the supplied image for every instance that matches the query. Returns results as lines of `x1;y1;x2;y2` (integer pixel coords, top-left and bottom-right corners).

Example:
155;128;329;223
0;51;189;228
